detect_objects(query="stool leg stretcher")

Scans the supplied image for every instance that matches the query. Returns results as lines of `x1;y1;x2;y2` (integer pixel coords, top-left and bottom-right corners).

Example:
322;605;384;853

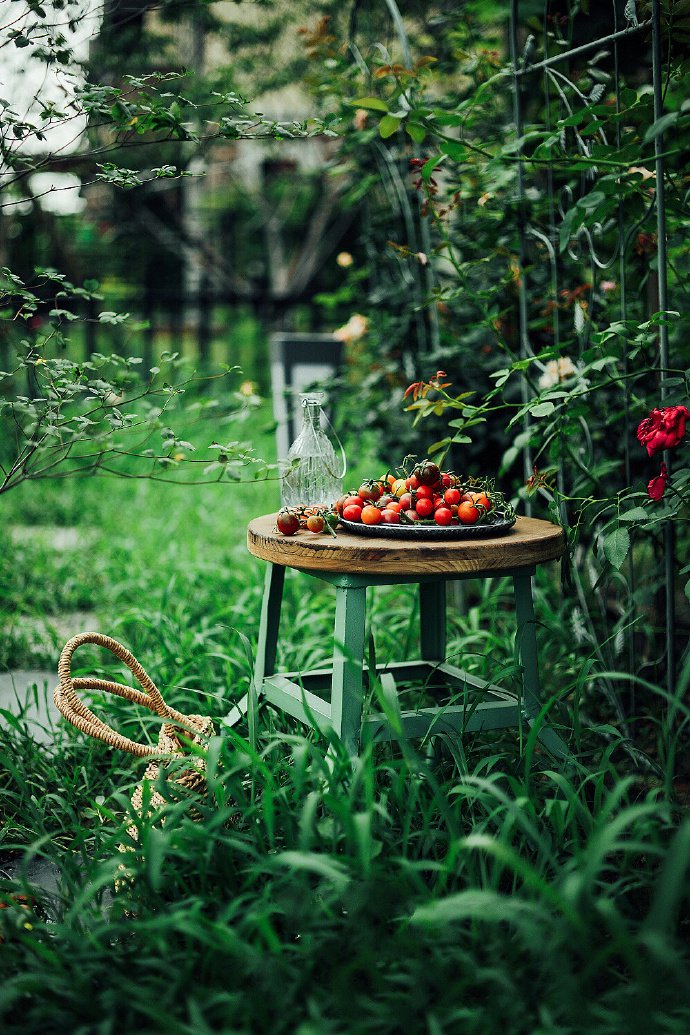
224;562;569;759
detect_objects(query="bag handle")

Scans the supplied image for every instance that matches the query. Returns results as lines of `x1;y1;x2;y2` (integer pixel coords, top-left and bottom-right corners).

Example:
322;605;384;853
54;632;198;758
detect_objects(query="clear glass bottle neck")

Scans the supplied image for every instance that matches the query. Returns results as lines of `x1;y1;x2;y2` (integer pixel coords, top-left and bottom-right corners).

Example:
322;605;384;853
302;400;321;429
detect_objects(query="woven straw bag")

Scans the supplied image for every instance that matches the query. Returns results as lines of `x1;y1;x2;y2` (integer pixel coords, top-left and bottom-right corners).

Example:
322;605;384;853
54;632;216;827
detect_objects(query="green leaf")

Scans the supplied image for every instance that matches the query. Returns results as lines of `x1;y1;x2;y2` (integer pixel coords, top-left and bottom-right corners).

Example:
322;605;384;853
619;507;649;523
350;96;389;113
529;401;555;417
421;155;444;180
412;889;545;927
500;445;520;473
379;114;401;139
274;851;350;889
427;438;451;456
579;190;606;211
644;820;690;936
603;527;630;570
145;826;166;893
405;122;426;144
643;111;679;143
440;139;468;162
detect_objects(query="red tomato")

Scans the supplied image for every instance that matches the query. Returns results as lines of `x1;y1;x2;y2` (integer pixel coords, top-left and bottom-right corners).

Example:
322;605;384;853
415;497;434;518
343;504;363;522
399;492;413;510
470;491;491;510
361;504;383;525
306;514;325;533
381;508;401;524
358;481;382;502
404;509;419;522
379;494;394;508
386;501;403;513
405;475;419;490
457;501;480;525
444;488;461;506
434;507;453;526
416;484;434;501
441;473;454;489
276;509;300;536
344;495;363;511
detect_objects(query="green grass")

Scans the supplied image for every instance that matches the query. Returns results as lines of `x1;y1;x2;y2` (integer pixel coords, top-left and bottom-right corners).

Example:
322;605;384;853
1;392;690;1033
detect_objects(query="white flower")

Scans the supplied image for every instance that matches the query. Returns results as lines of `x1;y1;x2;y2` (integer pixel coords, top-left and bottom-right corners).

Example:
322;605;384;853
336;252;354;268
333;313;368;343
537;356;578;390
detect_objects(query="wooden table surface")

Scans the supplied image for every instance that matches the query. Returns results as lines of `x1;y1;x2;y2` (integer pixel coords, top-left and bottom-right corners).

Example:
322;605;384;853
247;514;566;576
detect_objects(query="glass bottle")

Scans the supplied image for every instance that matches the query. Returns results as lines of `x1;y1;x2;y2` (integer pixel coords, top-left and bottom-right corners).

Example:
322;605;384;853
280;394;343;508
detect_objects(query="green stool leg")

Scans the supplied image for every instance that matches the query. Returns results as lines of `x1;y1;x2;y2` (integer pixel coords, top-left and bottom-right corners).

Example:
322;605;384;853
250;562;285;746
256;562;285;682
513;571;568;758
331;585;367;755
221;562;285;736
419;581;447;660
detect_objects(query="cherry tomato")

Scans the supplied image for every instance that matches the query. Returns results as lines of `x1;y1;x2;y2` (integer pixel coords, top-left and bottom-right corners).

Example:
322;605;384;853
343;504;363;522
306;514;325;533
434;507;453;526
414;461;441;486
444;488;461;506
343;495;364;511
415;497;434;518
416;484;434;501
386;500;403;514
404;509;419;522
361;504;383;525
358;480;382;502
441;473;454;489
276;509;300;536
379;494;394;508
470;491;491;510
381;508;401;524
457;501;480;525
391;478;407;498
405;475;419;490
399;492;413;510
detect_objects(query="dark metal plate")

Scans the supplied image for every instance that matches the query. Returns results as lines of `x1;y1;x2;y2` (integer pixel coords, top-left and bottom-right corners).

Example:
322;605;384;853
338;515;517;540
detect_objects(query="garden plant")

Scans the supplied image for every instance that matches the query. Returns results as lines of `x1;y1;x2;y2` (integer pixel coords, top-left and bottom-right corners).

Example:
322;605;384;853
2;1;690;1033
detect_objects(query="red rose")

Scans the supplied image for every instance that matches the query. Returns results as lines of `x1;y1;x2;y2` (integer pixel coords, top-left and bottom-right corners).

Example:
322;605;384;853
647;463;668;502
636;404;690;457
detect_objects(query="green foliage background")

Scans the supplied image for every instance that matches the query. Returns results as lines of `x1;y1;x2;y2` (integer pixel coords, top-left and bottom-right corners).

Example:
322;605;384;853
2;2;690;1032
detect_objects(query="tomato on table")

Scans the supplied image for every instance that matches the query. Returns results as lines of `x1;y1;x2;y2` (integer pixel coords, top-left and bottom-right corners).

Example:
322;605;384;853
361;505;383;525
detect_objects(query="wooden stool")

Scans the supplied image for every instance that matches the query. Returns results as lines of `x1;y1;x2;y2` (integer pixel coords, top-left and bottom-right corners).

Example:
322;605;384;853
230;514;566;756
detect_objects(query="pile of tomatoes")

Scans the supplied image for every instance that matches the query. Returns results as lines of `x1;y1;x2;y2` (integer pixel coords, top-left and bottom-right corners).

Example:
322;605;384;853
275;505;338;536
334;460;494;527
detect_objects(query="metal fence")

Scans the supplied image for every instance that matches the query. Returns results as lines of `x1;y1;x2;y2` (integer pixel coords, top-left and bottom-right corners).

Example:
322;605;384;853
508;0;675;692
349;0;678;695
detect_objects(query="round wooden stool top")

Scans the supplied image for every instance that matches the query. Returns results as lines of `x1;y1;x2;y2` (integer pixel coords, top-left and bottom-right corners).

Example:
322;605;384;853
247;514;565;577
